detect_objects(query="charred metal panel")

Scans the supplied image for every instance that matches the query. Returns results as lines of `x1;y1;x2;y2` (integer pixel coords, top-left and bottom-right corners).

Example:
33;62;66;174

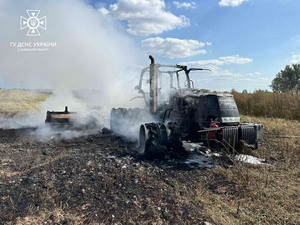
217;96;240;124
45;106;76;125
240;123;264;145
256;124;264;140
193;95;239;128
240;126;256;145
222;127;239;147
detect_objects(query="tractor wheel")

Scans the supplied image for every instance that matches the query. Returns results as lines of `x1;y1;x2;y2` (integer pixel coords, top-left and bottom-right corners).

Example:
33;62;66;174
166;122;187;158
138;124;149;155
139;123;168;159
158;124;168;145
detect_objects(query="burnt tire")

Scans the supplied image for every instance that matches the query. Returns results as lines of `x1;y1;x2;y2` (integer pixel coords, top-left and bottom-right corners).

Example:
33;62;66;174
138;124;149;155
139;123;167;159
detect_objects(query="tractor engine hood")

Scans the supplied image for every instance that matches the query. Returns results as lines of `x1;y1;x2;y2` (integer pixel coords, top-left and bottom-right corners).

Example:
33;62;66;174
173;89;240;127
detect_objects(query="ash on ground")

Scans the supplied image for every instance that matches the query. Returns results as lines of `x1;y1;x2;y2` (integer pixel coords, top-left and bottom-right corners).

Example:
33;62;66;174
0;128;216;224
0;127;267;224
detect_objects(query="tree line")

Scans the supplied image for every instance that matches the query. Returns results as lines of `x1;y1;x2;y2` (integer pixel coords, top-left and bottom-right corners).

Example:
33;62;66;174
270;64;300;93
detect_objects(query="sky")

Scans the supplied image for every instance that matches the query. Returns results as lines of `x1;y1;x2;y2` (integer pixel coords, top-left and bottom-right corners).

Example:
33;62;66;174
1;0;300;92
93;0;300;91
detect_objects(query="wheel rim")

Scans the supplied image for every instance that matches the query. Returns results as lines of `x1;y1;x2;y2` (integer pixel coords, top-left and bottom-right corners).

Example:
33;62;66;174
139;124;148;154
158;124;168;145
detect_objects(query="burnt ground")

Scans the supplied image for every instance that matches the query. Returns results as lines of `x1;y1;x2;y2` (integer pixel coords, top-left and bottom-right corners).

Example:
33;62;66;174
0;128;220;224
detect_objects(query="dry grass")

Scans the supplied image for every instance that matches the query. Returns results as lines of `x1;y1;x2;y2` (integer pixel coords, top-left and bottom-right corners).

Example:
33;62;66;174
0;89;49;115
233;90;300;121
197;115;300;224
8;208;86;225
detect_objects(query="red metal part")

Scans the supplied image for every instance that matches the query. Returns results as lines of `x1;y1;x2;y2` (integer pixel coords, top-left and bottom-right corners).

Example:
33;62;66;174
208;123;219;139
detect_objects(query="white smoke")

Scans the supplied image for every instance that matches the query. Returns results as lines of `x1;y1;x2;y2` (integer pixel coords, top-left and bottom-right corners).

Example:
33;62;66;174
0;0;149;134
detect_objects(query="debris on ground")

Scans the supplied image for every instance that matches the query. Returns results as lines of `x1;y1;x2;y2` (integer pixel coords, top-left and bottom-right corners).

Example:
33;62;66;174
0;128;215;224
234;154;267;165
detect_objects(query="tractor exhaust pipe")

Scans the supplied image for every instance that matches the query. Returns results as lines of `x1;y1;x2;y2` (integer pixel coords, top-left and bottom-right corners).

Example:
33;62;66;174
149;55;155;64
149;55;158;114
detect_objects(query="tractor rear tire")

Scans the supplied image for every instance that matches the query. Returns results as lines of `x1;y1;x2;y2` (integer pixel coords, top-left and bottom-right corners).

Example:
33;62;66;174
139;123;168;159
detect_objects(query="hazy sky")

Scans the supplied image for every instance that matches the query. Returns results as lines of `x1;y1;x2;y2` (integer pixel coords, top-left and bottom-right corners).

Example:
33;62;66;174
1;0;300;92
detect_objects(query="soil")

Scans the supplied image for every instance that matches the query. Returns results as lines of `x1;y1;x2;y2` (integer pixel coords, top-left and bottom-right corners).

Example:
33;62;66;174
0;128;216;224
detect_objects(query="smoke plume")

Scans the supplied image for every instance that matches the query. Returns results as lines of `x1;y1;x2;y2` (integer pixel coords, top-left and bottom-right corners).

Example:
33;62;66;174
0;0;148;135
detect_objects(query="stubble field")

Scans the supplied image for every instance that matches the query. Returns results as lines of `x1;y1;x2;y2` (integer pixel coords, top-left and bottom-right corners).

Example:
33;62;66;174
0;90;299;224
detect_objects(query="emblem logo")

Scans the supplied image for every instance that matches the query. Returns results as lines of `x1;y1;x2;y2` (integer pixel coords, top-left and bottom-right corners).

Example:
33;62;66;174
20;10;46;36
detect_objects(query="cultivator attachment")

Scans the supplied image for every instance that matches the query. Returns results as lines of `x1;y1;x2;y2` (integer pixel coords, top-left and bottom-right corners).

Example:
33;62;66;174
45;106;98;129
45;106;75;126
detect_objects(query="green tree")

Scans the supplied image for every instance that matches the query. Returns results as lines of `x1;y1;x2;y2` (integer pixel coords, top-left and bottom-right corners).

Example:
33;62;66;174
270;64;300;92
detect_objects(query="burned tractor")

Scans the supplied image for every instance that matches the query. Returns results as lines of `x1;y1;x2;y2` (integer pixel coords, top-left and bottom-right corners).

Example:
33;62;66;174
110;56;263;157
